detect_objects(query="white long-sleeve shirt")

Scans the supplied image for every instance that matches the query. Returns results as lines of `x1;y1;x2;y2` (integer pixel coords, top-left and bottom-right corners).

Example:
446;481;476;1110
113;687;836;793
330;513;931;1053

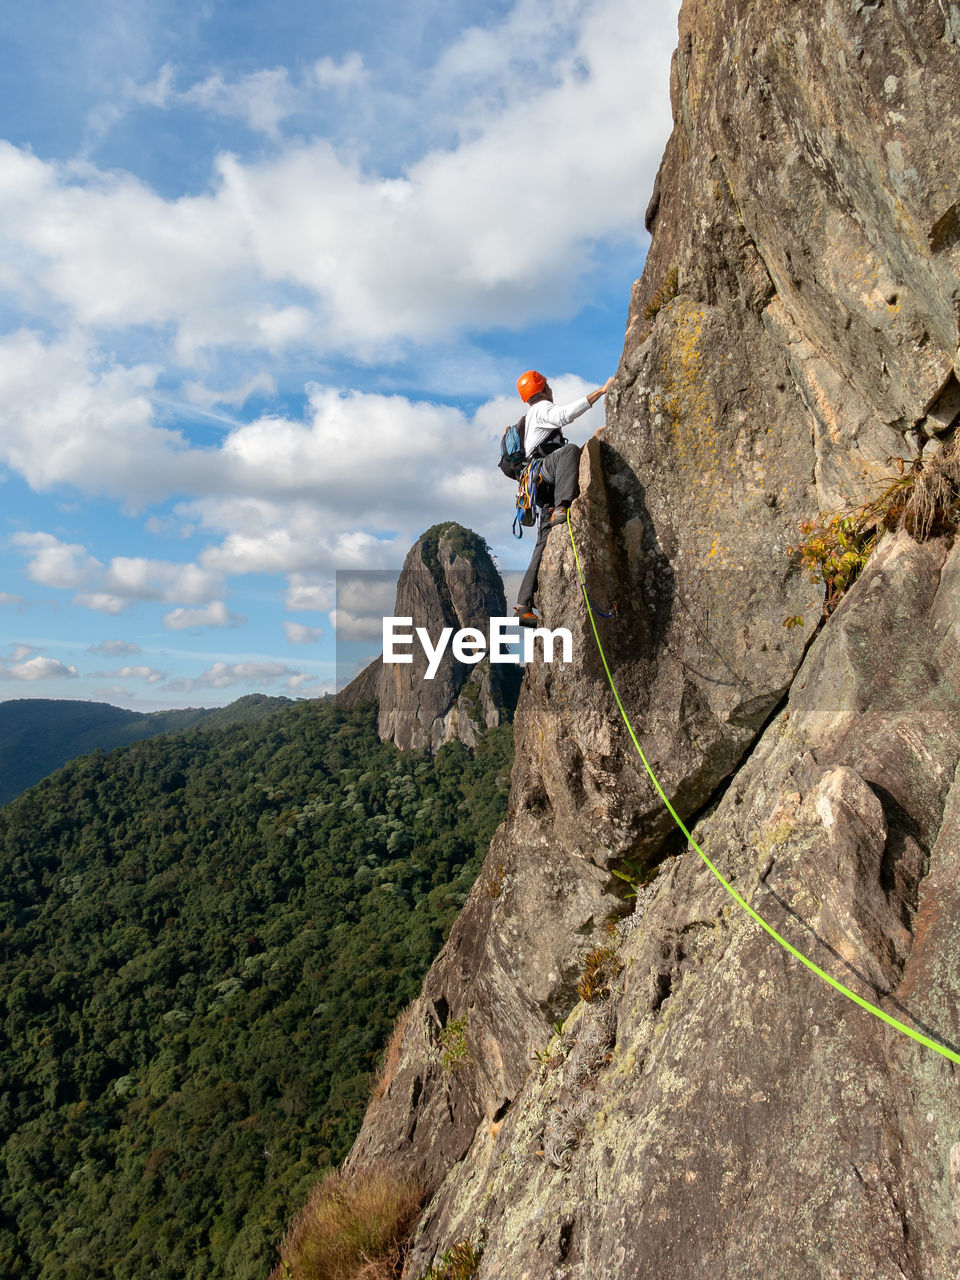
523;395;592;457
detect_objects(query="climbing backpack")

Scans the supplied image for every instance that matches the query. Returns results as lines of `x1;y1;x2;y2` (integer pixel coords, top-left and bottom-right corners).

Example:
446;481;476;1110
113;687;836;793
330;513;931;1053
499;416;527;480
512;460;543;539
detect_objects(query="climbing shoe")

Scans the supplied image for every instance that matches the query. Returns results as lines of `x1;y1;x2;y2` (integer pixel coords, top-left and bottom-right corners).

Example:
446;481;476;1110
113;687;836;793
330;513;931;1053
546;505;570;528
514;608;539;628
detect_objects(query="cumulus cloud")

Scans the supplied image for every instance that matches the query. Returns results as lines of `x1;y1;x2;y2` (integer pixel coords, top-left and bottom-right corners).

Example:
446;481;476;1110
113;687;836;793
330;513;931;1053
168;659;298;689
12;532;227;615
1;656;78;681
0;330;209;501
0;0;679;644
285;575;333;613
100;556;222;604
163;601;245;630
7;370;599;618
329;610;386;642
283;621;320;645
179;380;600;568
110;665;166;683
9;644;35;662
73;593;132;615
331;573;400;640
0;333;550;533
13;532;102;589
0;0;676;360
284;673;333;696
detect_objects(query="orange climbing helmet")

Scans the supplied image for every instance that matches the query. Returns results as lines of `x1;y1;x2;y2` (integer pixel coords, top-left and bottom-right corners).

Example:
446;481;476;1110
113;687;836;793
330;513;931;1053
516;369;547;402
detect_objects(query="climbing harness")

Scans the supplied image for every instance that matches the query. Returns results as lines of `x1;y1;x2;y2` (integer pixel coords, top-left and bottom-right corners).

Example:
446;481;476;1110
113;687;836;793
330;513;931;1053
565;509;960;1067
512;460;542;539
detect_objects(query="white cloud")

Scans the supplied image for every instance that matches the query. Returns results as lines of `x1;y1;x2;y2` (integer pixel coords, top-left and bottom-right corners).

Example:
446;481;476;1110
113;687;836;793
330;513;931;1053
163;601;245;630
128;54;366;143
9;644;35;662
12;531;226;615
88;639;143;655
100;556;222;604
0;0;676;360
182;372;276;409
12;532;102;589
1;656;78;681
285;673;333;696
283;621;320;644
73;593;131;615
6;367;602;619
110;665;166;683
311;53;367;92
0;592;25;605
0;330;207;501
329;609;386;642
0;0;679;642
127;62;177;109
144;513;197;538
181;68;299;139
285;575;333;613
169;659;298;689
331;573;400;640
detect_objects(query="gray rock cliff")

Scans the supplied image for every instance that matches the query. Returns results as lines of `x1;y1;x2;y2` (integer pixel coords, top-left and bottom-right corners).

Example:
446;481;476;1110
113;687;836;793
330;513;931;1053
347;3;960;1275
338;522;518;753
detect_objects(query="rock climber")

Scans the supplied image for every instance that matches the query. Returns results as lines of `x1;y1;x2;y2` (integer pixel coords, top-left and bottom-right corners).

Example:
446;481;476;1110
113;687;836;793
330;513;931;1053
514;370;614;626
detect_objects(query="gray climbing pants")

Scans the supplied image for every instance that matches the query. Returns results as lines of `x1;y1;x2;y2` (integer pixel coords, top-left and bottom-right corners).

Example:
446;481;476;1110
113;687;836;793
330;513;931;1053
516;443;581;610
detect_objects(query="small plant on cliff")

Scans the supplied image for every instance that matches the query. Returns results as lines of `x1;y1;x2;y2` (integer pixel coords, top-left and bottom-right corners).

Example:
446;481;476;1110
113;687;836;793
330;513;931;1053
271;1165;422;1280
420;1234;485;1280
541;1096;592;1169
789;436;960;619
897;433;960;538
438;1015;471;1073
642;264;680;321
611;856;658;899
791;508;881;616
371;1003;414;1101
576;946;623;1003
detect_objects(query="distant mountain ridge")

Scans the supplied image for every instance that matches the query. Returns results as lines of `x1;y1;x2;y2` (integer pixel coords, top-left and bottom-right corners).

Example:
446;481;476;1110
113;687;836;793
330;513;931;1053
0;694;295;806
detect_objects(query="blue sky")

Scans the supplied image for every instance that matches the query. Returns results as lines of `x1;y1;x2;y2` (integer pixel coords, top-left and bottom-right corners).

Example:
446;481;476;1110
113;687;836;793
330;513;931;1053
0;0;680;709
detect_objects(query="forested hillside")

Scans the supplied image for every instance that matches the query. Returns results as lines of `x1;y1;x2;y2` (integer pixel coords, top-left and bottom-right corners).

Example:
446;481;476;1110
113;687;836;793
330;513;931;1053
0;694;294;807
0;698;512;1280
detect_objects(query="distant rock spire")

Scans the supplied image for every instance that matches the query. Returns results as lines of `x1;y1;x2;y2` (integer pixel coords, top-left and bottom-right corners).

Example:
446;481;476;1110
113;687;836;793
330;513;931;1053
337;522;519;751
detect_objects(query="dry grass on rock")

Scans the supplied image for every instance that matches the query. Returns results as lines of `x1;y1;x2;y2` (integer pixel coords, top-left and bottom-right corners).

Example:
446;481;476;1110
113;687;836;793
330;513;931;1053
897;433;960;540
271;1165;422;1280
370;1003;415;1102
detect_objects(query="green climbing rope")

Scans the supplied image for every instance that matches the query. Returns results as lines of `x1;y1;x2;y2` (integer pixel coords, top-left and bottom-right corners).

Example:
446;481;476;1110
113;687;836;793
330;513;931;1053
565;509;960;1066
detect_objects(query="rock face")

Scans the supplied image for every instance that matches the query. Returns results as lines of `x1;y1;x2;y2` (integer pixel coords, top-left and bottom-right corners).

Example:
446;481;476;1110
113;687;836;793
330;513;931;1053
338;522;519;753
347;4;960;1276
